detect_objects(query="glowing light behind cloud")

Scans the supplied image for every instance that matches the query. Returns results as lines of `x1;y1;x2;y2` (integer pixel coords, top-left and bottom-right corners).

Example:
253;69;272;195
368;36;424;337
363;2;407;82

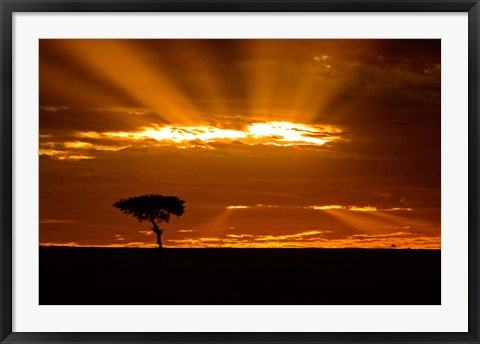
308;205;413;212
41;233;441;249
99;121;342;148
227;204;413;212
40;121;343;158
105;125;247;143
162;230;439;249
247;122;338;146
38;148;95;160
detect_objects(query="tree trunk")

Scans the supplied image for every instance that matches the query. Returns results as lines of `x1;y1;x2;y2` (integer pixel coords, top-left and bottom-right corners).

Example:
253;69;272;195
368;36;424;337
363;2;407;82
156;232;163;249
150;220;163;250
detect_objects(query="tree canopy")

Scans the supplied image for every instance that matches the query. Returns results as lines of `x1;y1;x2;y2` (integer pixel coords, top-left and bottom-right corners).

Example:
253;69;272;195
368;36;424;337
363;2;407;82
113;194;185;224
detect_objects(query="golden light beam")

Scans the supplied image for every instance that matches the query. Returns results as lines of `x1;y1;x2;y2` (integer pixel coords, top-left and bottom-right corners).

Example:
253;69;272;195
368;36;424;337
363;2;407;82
246;40;293;120
286;40;385;124
58;40;203;124
319;208;398;233
151;40;232;116
371;210;439;233
199;208;234;236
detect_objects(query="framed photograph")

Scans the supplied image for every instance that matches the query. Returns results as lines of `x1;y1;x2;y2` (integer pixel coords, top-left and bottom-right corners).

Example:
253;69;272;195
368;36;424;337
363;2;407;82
1;1;479;343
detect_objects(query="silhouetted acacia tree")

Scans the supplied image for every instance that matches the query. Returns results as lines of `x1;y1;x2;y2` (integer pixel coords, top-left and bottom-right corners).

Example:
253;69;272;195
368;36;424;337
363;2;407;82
113;194;185;249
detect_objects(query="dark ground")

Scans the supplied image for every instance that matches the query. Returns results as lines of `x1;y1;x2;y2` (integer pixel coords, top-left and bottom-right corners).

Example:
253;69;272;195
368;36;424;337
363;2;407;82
40;247;440;305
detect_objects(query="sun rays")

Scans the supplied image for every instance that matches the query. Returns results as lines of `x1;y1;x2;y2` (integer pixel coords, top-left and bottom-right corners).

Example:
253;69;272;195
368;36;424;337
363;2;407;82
41;40;386;127
39;39;376;157
55;40;203;124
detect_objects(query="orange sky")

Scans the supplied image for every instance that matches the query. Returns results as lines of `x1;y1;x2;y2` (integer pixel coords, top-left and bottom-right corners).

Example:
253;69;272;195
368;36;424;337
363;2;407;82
39;39;441;249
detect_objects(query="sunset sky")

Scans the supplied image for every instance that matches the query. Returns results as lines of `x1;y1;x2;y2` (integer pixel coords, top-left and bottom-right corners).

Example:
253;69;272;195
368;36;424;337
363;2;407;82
39;39;441;249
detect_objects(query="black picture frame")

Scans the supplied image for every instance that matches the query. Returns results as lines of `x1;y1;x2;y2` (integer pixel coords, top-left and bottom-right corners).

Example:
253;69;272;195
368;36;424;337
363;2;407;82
1;0;479;343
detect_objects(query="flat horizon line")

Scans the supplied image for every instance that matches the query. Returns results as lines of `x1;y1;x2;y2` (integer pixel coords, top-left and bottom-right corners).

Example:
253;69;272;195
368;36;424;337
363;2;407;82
39;245;441;250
